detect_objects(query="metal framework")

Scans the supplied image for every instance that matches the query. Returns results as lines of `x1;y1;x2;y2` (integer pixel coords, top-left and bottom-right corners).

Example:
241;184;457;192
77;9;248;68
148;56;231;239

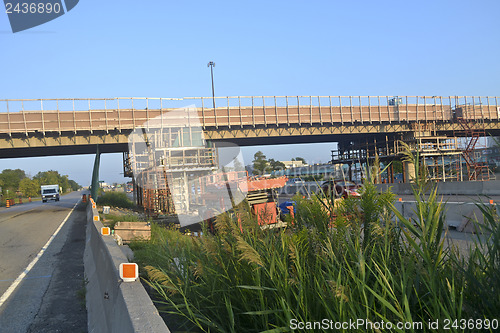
331;134;466;183
454;104;492;181
127;125;218;217
1;96;497;189
1;96;499;136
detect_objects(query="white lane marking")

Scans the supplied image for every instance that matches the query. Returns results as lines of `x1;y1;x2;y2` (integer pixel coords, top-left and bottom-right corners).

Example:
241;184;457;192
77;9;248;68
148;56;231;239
0;201;79;308
0;275;52;282
398;200;494;205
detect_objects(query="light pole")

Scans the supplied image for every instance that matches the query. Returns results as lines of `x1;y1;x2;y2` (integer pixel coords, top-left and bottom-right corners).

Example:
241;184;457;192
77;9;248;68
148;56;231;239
207;61;216;109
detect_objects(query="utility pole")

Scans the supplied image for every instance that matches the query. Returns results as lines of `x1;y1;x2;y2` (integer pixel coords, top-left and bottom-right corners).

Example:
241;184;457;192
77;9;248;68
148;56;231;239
207;61;216;109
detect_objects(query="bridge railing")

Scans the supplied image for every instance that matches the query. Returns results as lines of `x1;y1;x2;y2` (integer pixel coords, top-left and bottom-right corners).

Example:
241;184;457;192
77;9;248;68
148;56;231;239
0;96;499;135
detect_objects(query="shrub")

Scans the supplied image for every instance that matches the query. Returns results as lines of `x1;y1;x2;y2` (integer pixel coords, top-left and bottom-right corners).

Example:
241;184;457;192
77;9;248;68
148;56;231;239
96;191;134;208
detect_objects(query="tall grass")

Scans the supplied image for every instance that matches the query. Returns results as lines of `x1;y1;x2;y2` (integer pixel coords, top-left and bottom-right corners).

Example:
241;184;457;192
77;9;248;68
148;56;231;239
96;191;134;208
131;148;500;332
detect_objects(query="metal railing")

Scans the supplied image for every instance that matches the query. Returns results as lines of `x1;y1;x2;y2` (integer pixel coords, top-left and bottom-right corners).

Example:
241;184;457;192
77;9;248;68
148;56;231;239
1;96;499;136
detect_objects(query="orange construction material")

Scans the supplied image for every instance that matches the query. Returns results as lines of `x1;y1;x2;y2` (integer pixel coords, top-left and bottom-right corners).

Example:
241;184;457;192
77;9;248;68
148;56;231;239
6;200;10;208
239;176;288;192
253;202;278;225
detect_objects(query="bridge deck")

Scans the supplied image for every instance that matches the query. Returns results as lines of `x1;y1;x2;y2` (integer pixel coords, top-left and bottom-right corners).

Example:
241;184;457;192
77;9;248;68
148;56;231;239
1;96;499;136
1;96;500;158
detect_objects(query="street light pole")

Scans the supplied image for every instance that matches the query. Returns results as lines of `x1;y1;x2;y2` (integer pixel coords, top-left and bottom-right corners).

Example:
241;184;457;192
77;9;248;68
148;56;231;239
207;61;216;109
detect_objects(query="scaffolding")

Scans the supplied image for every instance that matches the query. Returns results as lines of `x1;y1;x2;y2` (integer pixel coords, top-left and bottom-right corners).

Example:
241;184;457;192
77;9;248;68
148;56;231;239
455;116;492;181
331;134;464;183
127;125;218;217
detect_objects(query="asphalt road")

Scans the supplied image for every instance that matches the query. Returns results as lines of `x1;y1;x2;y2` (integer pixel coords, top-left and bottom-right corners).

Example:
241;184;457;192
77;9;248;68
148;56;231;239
0;191;87;333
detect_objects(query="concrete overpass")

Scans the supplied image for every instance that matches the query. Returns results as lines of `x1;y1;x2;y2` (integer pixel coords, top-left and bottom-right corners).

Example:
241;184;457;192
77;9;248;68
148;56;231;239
1;96;499;158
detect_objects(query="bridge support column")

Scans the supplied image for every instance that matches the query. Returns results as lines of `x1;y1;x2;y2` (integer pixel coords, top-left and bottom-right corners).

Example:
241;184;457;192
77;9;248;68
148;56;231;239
404;161;415;183
91;145;101;199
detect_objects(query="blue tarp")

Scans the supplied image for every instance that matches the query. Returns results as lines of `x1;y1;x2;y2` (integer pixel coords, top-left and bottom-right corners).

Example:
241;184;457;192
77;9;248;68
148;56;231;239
279;201;296;214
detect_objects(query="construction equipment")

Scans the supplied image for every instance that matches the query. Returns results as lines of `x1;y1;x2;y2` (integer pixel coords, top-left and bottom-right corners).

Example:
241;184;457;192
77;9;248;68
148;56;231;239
193;171;288;229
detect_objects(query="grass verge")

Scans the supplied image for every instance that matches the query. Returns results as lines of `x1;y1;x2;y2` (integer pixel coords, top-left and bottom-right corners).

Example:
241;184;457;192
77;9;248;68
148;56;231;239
130;150;500;333
96;191;134;209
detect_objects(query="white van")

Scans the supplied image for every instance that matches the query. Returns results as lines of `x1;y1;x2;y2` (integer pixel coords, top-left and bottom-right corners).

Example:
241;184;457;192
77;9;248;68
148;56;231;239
41;185;60;203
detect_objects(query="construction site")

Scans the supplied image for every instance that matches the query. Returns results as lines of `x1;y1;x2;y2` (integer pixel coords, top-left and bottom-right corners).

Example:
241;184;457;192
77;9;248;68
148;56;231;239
108;96;500;226
331;101;497;184
122;109;289;227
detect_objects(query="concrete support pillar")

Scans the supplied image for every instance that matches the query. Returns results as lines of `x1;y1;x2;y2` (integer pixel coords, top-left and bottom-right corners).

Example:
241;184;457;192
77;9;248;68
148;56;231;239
132;177;137;205
404;161;415;183
90;145;101;199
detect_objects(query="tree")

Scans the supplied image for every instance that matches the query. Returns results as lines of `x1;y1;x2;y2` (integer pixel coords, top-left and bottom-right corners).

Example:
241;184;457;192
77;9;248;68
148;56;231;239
292;157;307;165
33;170;76;192
252;151;269;175
34;170;61;185
268;158;286;172
18;178;40;197
68;180;81;191
392;160;403;174
0;168;80;196
0;169;26;194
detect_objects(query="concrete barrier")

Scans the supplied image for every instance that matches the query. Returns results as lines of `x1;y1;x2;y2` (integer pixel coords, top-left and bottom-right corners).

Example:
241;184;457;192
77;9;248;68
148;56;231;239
393;200;488;229
377;180;500;196
84;201;170;333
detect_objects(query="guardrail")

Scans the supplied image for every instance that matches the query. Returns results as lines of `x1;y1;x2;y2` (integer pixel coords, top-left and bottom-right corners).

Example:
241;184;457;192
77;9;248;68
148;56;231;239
84;198;170;333
0;96;499;135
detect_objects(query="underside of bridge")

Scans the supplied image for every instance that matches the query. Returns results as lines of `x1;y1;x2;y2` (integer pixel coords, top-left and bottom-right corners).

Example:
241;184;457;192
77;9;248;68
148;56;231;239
2;121;500;158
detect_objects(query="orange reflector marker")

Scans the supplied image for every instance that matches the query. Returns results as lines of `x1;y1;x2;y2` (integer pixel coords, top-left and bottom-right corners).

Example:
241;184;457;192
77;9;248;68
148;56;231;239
92;202;96;208
490;199;494;205
93;215;99;221
101;227;110;236
119;263;138;282
398;198;402;202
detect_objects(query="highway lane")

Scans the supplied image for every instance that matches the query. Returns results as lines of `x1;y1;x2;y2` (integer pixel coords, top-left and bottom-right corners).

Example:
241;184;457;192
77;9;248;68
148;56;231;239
0;191;87;332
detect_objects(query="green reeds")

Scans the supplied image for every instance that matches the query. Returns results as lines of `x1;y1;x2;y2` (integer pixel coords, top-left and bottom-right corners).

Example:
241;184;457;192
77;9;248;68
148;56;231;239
131;146;500;332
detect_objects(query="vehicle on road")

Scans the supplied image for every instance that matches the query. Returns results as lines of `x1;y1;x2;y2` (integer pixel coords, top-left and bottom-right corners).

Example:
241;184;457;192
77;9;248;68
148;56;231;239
319;180;361;198
41;184;60;203
287;177;305;184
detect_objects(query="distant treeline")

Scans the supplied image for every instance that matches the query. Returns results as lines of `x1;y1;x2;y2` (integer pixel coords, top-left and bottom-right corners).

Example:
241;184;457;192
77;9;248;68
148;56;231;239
0;169;81;198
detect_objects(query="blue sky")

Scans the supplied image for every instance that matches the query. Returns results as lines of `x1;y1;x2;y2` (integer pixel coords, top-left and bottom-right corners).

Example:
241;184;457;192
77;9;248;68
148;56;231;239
1;0;499;185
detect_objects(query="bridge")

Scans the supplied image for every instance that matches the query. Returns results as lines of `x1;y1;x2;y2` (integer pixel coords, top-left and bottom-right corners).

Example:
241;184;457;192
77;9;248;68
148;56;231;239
1;96;499;158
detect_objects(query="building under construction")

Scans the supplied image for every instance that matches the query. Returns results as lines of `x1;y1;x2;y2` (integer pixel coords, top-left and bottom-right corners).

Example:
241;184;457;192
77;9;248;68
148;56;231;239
331;110;495;183
123;117;219;217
